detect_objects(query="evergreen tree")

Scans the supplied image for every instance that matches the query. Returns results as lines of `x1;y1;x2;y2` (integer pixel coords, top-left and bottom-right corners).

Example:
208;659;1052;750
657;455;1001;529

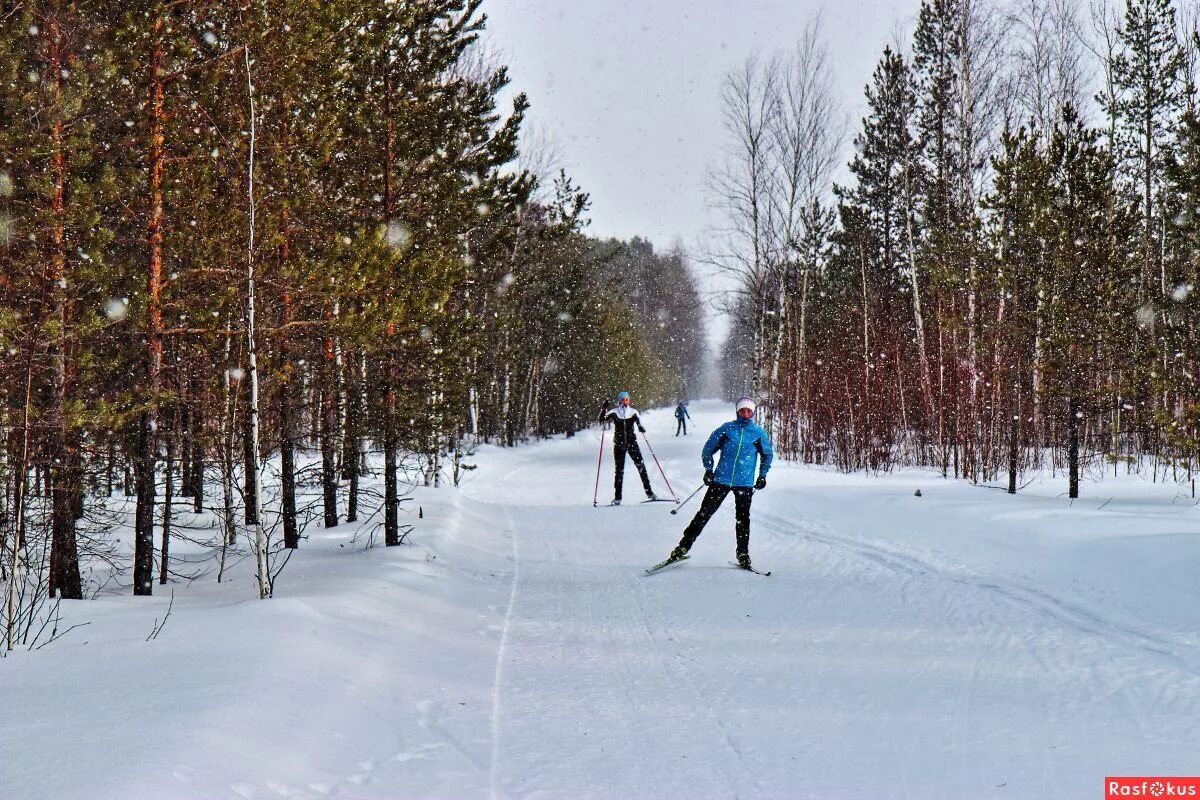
1107;0;1186;300
837;47;933;423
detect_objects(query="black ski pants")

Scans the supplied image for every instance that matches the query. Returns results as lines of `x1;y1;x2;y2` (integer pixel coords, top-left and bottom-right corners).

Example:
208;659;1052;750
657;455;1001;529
677;484;753;557
675;417;687;435
614;441;653;500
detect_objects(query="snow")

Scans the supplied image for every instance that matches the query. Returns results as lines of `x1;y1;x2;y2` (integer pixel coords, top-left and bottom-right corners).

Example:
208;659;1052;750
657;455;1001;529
4;400;1200;799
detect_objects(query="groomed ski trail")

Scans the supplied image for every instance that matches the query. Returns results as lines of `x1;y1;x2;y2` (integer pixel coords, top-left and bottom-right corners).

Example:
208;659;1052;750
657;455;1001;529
459;401;1200;799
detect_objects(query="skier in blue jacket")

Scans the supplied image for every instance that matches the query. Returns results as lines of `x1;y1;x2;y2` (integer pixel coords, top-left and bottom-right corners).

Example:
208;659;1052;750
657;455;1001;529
674;400;691;436
665;397;773;569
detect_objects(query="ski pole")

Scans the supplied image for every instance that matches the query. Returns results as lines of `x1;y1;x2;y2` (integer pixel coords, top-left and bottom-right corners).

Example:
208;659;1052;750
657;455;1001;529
639;430;677;502
670;483;705;515
592;429;606;507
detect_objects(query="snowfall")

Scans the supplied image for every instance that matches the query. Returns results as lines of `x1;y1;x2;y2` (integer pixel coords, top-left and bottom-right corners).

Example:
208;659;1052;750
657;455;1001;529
3;400;1199;800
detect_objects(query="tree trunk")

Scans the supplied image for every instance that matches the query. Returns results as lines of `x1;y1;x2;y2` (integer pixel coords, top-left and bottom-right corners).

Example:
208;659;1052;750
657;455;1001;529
279;294;298;550
159;428;175;585
49;439;83;600
217;328;236;583
124;448;135;497
321;382;339;528
134;22;168;597
244;43;270;598
133;413;157;596
384;361;400;547
106;441;115;497
46;20;82;600
343;351;362;523
280;402;298;549
1008;366;1020;495
186;368;204;513
1067;396;1080;499
242;378;258;526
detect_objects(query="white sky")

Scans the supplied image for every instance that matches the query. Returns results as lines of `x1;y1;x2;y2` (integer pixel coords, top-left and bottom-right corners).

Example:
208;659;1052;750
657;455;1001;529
484;0;916;253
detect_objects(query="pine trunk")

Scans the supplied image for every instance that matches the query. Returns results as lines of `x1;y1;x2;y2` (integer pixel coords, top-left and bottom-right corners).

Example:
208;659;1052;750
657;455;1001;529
159;429;175;585
46;23;82;600
279;294;299;550
134;23;167;597
1067;397;1081;499
385;354;400;546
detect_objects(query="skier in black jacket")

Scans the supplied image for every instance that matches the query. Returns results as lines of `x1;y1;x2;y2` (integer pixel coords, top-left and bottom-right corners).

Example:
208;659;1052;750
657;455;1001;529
599;391;656;505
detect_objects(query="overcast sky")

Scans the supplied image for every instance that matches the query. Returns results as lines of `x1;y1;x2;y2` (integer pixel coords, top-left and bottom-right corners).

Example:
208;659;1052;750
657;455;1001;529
484;0;915;254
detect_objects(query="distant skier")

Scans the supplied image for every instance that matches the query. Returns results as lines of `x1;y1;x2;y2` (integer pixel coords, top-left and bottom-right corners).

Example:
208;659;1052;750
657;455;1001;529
599;390;656;505
599;398;612;430
662;397;772;569
674;400;691;436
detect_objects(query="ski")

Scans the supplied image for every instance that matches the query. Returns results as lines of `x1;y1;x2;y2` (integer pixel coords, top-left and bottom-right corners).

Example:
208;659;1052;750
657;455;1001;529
640;498;676;504
729;561;771;576
644;554;689;574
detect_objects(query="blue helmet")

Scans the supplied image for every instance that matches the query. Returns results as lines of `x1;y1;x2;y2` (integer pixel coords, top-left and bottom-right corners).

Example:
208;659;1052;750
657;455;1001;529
617;391;630;403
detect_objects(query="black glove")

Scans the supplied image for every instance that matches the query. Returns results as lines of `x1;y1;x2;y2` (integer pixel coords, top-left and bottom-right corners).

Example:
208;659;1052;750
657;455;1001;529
754;476;766;490
638;426;646;433
703;469;714;486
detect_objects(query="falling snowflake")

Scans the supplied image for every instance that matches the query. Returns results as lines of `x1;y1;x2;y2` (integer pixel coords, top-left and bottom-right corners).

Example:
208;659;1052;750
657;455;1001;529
386;220;412;250
104;299;128;320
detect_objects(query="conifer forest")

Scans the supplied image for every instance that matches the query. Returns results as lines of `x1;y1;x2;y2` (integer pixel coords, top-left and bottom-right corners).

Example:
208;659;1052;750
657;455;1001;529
712;0;1200;495
0;0;706;616
2;0;1200;620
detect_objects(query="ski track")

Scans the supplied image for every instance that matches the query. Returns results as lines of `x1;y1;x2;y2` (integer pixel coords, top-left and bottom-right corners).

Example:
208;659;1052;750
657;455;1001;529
487;510;747;798
754;505;1200;782
488;506;521;800
598;528;763;798
756;511;1200;677
456;404;1200;797
478;441;771;799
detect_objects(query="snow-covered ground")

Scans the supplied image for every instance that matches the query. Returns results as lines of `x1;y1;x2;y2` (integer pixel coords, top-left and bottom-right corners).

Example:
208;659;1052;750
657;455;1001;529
4;400;1200;799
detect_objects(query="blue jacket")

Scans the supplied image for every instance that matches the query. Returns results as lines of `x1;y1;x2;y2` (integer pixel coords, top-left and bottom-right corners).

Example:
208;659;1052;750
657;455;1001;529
702;417;774;487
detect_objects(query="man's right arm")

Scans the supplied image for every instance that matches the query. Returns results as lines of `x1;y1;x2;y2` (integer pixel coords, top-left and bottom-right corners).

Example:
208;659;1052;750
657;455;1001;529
701;425;726;471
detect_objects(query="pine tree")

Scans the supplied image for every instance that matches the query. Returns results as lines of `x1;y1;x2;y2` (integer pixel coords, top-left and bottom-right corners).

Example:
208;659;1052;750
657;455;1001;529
1108;0;1186;299
1160;107;1200;461
838;47;932;425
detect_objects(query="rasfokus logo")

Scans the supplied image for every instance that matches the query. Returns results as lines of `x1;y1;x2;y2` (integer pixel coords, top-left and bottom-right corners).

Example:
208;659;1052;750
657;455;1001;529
1107;777;1200;797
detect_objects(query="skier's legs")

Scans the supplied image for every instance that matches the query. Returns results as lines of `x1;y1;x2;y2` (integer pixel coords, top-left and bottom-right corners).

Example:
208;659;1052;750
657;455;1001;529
682;418;687;435
733;487;754;559
613;445;627;500
675;418;682;436
627;441;653;495
677;484;731;550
